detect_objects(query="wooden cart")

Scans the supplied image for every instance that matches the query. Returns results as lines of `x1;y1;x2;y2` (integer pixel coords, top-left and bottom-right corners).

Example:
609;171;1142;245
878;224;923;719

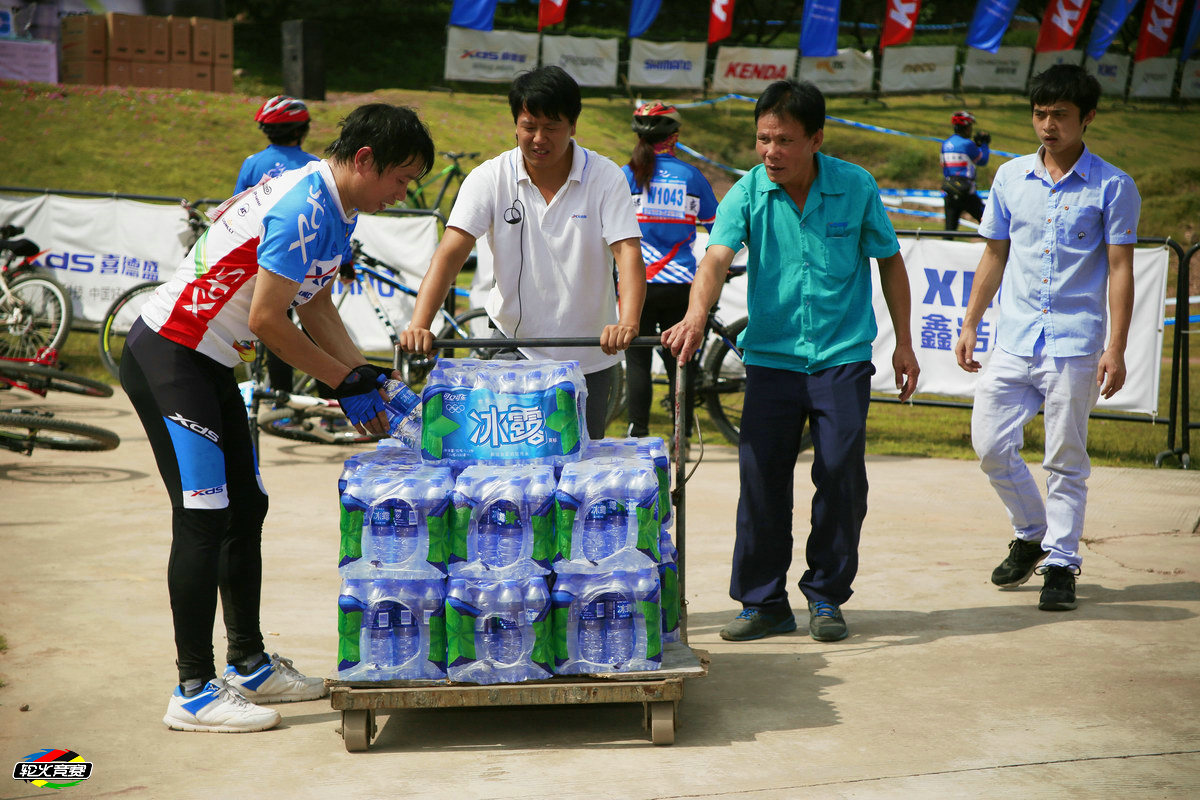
329;339;705;751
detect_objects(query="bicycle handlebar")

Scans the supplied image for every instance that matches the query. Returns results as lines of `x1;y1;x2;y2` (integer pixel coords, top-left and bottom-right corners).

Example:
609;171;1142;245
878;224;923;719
430;336;663;349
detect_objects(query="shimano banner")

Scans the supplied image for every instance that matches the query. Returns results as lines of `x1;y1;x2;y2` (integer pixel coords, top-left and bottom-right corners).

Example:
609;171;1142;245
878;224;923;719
628;39;706;88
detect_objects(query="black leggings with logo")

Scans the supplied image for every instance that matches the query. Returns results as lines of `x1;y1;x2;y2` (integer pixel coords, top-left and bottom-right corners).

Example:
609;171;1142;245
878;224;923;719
121;319;268;684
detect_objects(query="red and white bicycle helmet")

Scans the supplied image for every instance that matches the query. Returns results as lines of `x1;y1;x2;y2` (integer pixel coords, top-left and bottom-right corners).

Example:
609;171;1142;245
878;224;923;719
632;101;681;136
255;95;310;125
951;110;976;127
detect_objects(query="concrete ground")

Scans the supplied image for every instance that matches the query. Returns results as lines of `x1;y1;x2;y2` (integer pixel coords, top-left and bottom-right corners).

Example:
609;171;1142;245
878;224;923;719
1;389;1198;799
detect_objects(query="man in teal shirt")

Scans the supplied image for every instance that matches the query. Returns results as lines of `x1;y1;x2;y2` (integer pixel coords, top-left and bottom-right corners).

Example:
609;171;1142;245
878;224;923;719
664;80;919;642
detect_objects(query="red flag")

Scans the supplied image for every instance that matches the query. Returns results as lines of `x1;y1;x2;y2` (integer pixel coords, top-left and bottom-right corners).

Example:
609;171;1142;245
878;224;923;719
708;0;735;45
880;0;921;49
1135;0;1185;61
1034;0;1092;52
539;0;567;31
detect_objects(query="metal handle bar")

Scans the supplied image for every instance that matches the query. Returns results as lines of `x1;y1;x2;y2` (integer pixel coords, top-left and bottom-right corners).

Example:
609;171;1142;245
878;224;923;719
430;336;664;349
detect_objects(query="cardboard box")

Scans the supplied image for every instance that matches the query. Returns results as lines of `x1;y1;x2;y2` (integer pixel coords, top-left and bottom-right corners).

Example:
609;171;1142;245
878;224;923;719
191;17;214;64
168;61;192;89
106;58;130;86
213;19;232;64
146;16;169;62
212;63;232;93
61;58;106;86
60;14;106;61
130;60;154;86
191;62;212;91
105;12;134;60
167;16;191;62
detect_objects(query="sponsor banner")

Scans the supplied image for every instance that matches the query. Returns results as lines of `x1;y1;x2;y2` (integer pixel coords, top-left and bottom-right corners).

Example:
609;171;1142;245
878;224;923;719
799;0;842;58
708;0;735;45
0;38;57;83
1129;56;1177;98
712;45;795;93
628;39;706;88
448;0;498;32
711;236;1167;415
0;193;188;323
879;45;956;92
961;45;1031;90
798;47;874;94
966;0;1020;53
541;34;618;87
1086;0;1138;60
539;0;567;30
1031;48;1083;76
628;0;662;39
444;26;538;83
1035;0;1092;53
880;0;920;48
1135;0;1184;62
1180;59;1200;99
330;213;440;352
1085;52;1130;96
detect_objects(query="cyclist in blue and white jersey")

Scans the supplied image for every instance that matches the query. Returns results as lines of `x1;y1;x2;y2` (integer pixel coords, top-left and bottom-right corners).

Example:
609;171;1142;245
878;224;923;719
940;109;990;232
123;104;434;734
621;102;718;440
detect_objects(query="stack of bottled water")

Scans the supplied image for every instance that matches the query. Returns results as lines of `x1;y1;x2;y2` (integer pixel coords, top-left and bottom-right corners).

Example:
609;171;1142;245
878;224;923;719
551;569;662;674
358;465;456;576
445;576;553;684
584;437;671;526
420;359;588;470
337;576;447;681
554;457;662;572
449;464;556;579
338;447;424;569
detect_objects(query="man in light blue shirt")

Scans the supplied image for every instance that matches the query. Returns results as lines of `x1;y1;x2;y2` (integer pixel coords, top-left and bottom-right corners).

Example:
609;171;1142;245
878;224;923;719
955;65;1140;612
664;80;919;643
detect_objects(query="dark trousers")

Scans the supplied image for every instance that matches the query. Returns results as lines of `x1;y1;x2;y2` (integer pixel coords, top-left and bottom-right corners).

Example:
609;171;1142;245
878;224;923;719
625;283;694;438
731;361;873;612
121;320;268;683
943;189;985;232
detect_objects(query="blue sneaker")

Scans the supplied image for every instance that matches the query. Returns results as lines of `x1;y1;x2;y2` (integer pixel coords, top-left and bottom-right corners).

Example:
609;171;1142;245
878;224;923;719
223;653;327;704
163;678;280;733
719;608;797;641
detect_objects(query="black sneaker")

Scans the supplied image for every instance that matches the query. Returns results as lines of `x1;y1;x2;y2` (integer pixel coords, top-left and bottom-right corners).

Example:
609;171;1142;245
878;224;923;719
1037;564;1080;611
990;538;1047;588
719;608;797;641
807;601;849;642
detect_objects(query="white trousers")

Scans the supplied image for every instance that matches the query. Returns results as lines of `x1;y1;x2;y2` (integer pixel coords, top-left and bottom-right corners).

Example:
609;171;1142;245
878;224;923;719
971;345;1102;568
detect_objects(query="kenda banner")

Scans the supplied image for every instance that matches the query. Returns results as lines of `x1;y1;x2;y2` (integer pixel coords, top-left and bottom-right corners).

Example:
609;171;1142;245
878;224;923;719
541;34;618;87
961;46;1031;90
879;45;956;92
712;46;796;93
798;48;874;94
628;39;706;89
1129;57;1177;98
444;26;538;83
1085;52;1130;96
0;193;188;323
867;237;1168;416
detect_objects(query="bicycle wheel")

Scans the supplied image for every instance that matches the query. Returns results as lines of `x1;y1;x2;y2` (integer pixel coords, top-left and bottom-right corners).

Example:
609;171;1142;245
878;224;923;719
0;361;113;398
258;405;376;445
0;273;73;360
604;361;627;430
0;411;120;452
701;317;747;446
99;281;162;379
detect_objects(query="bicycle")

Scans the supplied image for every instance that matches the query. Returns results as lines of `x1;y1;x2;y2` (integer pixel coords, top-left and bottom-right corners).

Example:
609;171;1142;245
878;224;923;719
402;151;478;215
0;224;73;361
0;358;119;455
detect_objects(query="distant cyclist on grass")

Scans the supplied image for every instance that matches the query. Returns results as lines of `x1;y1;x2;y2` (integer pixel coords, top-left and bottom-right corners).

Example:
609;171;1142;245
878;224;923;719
122;103;434;734
940;109;990;232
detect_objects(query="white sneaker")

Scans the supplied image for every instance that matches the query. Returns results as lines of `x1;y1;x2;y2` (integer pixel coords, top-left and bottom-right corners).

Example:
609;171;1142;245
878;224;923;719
163;678;281;733
223;653;327;704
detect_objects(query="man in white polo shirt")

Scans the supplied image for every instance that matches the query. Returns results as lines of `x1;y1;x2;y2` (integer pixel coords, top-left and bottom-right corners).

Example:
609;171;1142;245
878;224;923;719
400;66;645;438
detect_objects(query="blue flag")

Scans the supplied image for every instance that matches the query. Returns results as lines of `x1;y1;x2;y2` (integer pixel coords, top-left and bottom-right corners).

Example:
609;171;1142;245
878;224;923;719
449;0;498;32
629;0;661;39
1182;0;1200;61
800;0;841;58
966;0;1019;53
1085;0;1137;60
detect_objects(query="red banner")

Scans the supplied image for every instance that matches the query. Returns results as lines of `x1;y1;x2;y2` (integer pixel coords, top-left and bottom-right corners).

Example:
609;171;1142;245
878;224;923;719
538;0;567;31
708;0;735;45
881;0;921;49
1034;0;1092;52
1135;0;1185;61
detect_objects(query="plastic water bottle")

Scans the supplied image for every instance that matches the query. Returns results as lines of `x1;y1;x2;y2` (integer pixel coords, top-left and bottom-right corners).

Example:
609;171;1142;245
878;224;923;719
480;498;523;569
379;378;423;446
491;581;524;665
606;579;634;665
580;500;611;562
370;498;418;565
367;599;398;669
393;597;420;667
578;595;606;664
523;577;549;625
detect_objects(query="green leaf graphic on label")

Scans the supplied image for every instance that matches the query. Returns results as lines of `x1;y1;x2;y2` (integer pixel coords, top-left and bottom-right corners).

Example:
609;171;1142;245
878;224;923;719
445;604;477;666
338;508;363;565
421;393;460;459
639;600;662;660
545;388;580;454
531;512;554;563
555;505;577;560
426;509;450;566
337;610;362;665
661;567;679;630
427;614;447;668
531;616;553;670
552;605;570;664
450;504;470;561
636;506;660;560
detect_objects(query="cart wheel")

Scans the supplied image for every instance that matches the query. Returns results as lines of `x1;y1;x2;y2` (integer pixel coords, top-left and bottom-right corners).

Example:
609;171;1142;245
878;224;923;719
342;709;375;752
649;702;675;745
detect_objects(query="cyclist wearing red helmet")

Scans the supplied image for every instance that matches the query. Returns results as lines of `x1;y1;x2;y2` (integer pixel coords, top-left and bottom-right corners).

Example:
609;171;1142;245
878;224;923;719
940;109;990;231
235;95;320;194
